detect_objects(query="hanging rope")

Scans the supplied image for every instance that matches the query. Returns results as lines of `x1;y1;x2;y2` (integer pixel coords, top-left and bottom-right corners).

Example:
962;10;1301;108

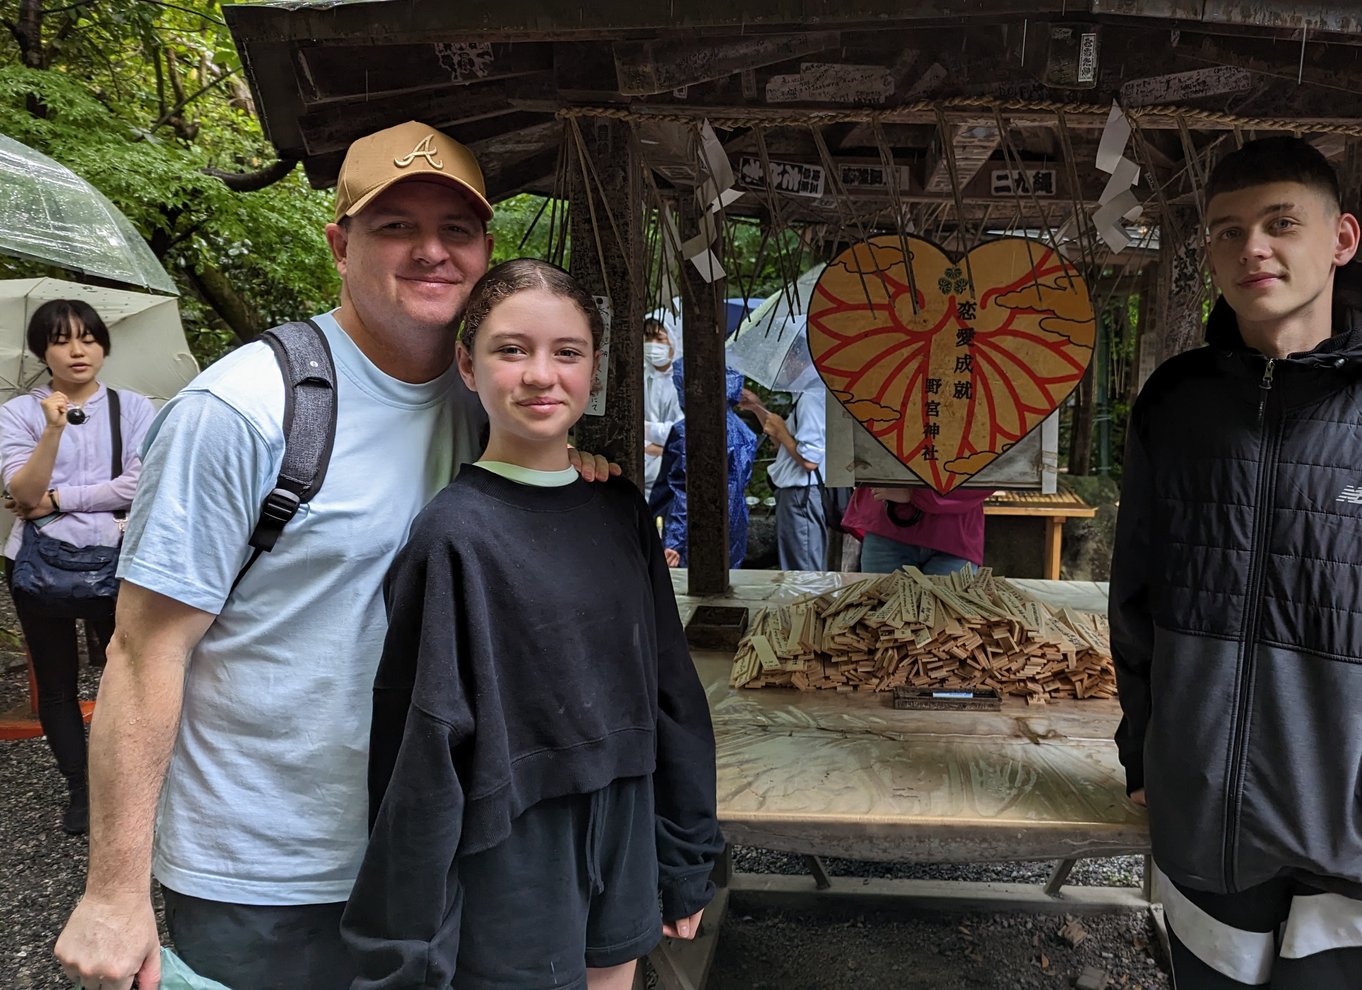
557;100;1362;138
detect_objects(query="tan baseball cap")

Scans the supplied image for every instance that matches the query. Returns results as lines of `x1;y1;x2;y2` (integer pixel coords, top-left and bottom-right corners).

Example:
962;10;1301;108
333;120;493;223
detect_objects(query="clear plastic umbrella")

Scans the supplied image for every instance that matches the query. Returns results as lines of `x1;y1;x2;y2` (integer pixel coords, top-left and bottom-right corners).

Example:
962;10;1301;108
0;133;178;295
726;263;826;392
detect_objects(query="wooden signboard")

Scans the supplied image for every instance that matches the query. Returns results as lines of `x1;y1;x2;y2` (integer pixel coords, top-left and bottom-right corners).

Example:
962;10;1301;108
808;236;1095;494
1118;65;1252;108
736;154;825;198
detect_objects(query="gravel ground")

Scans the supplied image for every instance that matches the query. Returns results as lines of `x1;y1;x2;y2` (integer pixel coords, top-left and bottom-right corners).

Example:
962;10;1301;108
0;601;100;990
0;589;1168;990
711;903;1165;990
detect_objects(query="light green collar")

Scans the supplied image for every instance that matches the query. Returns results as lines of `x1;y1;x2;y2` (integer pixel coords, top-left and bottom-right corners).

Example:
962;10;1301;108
475;460;578;488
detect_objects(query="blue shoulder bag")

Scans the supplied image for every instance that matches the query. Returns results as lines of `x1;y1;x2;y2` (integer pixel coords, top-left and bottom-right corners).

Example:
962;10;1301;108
11;389;124;618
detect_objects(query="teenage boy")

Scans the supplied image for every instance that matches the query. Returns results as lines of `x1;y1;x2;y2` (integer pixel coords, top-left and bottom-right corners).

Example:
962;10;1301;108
1111;135;1362;988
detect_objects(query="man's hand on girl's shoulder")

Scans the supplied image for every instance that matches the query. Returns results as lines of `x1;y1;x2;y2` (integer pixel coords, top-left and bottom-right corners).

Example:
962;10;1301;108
567;447;621;482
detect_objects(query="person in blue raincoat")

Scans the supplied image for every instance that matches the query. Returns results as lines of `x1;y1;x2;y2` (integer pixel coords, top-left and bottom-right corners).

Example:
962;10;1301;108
659;361;756;568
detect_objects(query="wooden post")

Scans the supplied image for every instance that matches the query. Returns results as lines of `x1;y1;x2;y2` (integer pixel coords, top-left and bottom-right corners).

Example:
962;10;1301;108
568;118;645;487
1156;207;1208;363
1067;349;1094;477
678;196;730;596
1132;265;1157;402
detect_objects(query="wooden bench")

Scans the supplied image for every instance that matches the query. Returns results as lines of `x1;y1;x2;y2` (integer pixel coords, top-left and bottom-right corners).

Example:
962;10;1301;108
984;491;1098;580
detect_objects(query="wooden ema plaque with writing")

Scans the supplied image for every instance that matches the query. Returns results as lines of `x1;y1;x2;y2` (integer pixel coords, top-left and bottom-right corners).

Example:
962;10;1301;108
808;236;1095;493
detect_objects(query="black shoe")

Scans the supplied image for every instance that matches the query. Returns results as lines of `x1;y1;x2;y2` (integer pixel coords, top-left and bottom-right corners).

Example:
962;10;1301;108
62;786;89;835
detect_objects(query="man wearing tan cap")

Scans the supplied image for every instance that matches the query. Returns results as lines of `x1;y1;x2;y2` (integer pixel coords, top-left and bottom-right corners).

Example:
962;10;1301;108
55;121;612;990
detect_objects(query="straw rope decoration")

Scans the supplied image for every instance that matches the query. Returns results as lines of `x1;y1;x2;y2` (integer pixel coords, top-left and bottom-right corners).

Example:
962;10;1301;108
557;99;1362;138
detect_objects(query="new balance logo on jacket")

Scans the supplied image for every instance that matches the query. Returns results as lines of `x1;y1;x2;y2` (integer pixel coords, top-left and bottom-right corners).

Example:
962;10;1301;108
1336;485;1362;504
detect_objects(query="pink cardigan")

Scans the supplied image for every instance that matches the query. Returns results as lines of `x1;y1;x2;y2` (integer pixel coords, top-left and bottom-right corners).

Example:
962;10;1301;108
840;485;990;565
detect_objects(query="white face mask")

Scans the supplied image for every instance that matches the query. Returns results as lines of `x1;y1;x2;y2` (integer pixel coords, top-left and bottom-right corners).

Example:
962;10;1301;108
644;342;671;368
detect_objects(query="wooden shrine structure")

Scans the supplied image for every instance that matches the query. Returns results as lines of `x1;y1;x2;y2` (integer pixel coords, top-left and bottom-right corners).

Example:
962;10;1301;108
224;1;1362;594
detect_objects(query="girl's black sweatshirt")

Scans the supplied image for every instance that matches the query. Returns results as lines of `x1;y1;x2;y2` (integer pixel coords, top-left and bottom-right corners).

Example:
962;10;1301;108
342;466;722;988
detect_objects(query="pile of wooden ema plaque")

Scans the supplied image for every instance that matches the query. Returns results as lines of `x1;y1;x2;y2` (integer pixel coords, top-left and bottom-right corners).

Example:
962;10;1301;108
729;567;1115;702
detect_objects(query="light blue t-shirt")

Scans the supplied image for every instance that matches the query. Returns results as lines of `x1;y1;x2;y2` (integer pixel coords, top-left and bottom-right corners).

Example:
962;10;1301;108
119;311;484;905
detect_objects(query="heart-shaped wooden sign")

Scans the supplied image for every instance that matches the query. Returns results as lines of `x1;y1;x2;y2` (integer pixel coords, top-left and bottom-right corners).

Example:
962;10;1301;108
808;235;1095;493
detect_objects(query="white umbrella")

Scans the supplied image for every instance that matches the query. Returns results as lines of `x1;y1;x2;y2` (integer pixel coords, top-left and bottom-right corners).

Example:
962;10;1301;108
0;277;199;406
0;133;178;295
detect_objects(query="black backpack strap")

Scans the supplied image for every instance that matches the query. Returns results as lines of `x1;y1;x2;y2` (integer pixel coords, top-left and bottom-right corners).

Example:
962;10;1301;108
107;388;126;526
231;320;338;591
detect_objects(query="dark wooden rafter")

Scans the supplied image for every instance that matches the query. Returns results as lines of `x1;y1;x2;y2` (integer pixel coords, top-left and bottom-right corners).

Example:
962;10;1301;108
480;148;564;201
923;124;1000;195
1181;0;1362;35
298;74;554;156
227;3;1076;45
614;32;839;96
225;1;1362;45
294;41;552;104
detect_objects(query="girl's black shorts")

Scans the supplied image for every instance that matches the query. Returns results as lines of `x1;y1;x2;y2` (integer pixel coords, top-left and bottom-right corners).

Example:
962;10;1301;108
454;774;663;989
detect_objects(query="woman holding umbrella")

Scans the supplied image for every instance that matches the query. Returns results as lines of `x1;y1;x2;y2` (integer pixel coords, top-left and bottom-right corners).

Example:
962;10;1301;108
0;299;154;834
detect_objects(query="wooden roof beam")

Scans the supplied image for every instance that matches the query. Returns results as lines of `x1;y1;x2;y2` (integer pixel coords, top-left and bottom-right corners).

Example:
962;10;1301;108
294;41;552;104
1090;0;1362;37
923;125;1000;195
614;32;838;96
224;1;1077;46
298;74;553;156
481;148;564;201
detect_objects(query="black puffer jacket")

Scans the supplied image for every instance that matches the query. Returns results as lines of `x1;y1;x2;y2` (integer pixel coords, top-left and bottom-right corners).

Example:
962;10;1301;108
1111;265;1362;897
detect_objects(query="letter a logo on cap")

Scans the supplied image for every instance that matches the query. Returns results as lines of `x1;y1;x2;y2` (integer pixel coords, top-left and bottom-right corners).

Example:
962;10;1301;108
394;134;443;170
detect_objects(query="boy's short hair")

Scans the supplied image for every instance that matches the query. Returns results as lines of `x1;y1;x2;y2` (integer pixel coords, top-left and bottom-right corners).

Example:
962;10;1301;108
643;318;669;341
27;299;112;360
1205;136;1342;213
460;259;605;352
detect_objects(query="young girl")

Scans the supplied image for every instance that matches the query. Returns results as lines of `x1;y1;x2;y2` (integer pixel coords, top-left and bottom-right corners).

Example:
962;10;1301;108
342;259;723;990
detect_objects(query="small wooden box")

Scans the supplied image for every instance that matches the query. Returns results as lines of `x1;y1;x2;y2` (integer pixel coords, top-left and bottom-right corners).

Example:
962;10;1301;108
685;605;749;651
892;687;1003;712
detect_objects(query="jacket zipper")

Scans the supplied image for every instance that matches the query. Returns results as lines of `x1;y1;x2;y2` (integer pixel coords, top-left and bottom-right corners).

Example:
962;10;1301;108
1225;356;1278;890
1255;358;1275;425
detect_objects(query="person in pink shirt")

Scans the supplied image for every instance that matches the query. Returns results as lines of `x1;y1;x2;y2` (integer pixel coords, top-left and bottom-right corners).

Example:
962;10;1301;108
839;485;989;574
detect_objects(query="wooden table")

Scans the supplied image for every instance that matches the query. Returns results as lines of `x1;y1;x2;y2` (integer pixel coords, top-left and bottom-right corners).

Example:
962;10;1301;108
650;570;1145;989
984;491;1098;580
672;570;1139;864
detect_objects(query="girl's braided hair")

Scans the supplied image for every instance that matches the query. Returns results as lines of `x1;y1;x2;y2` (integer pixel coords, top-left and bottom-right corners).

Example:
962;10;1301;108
459;258;604;352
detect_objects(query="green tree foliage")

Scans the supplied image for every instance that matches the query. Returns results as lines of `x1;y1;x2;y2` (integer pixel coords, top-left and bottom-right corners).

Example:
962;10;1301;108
726;219;817;303
0;0;337;363
489;194;570;267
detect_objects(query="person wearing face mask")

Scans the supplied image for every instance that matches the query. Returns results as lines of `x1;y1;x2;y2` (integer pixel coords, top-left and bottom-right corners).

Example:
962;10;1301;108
642;318;681;503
